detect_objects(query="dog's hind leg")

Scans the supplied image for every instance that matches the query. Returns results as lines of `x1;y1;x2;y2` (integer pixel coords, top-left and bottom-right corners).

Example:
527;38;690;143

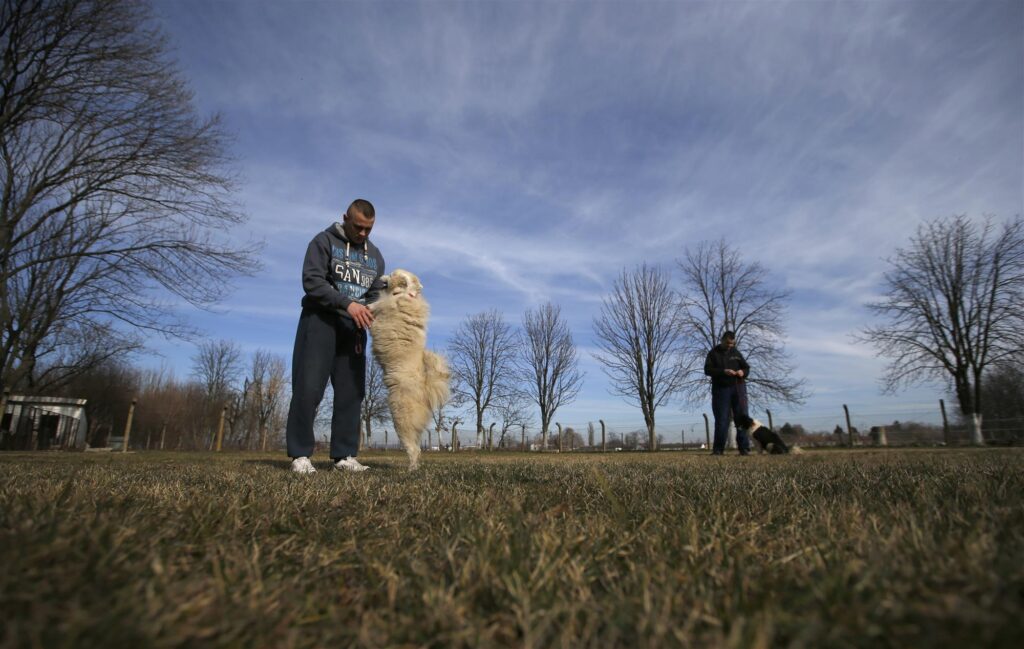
401;433;421;471
391;399;429;471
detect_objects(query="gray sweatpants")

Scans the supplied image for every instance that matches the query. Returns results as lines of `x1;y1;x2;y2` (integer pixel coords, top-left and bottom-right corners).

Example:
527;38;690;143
285;308;366;460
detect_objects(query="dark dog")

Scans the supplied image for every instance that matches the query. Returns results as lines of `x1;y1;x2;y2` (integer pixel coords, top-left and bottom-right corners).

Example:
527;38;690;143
735;414;792;454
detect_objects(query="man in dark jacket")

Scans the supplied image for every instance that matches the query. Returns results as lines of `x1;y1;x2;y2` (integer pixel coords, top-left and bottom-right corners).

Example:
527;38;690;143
286;199;386;473
704;331;751;456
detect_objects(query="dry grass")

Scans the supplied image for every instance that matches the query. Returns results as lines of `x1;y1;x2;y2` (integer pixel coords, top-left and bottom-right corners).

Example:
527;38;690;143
1;449;1022;648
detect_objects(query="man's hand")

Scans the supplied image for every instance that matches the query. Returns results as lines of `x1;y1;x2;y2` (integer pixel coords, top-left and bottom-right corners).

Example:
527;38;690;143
346;302;375;329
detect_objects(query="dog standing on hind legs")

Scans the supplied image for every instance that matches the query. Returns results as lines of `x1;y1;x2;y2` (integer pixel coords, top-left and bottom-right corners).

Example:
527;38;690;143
369;269;450;470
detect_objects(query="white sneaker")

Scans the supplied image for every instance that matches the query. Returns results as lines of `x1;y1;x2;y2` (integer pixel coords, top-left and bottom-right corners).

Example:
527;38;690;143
291;457;316;474
334;456;369;472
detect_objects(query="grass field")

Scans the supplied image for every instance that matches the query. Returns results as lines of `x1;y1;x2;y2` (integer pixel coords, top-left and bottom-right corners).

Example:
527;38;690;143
1;449;1022;648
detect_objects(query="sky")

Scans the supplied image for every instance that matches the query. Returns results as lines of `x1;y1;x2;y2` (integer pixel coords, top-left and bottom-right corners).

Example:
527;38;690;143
145;0;1023;443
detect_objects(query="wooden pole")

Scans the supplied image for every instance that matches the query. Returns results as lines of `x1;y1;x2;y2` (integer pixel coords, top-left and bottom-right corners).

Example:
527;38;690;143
939;399;950;446
122;399;137;453
159;424;167;450
556;422;563;453
521;424;526;450
489;422;496;451
843;404;853;447
214;404;227;452
600;419;606;453
451;421;458;452
703;413;711;449
766;409;774;431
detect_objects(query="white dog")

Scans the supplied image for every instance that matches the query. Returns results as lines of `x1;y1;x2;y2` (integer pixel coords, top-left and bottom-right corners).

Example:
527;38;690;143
369;269;450;470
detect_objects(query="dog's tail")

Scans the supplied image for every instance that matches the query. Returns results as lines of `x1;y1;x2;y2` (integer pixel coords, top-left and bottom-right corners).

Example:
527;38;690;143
423;351;451;410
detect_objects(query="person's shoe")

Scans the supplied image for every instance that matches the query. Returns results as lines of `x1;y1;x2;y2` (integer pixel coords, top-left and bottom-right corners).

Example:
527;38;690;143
291;457;316;474
334;456;370;472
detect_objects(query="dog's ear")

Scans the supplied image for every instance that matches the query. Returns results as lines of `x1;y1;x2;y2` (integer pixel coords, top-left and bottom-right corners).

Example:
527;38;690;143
390;271;409;292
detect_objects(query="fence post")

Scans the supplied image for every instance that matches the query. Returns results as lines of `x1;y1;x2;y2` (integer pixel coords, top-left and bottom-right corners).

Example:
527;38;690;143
0;388;9;438
489;422;496;451
703;413;711;449
122;399;137;453
556;422;563;453
939;399;950;446
766;409;774;431
521;424;526;450
214;404;227;452
843;404;853;447
451;420;458;452
159;424;167;451
600;419;606;453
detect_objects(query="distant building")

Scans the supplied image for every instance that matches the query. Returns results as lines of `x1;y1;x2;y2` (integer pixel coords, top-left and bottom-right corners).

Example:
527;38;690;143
1;395;88;450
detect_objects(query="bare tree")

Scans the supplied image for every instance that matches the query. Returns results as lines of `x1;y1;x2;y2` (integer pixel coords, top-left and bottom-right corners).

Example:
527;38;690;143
448;309;519;447
493;389;531;449
249;350;288;452
861;215;1024;444
58;357;138;447
676;239;807;408
430;378;465;450
977;364;1024;442
360;355;390;449
520;303;584;450
0;0;256;392
592;264;686;451
134;365;180;450
27;322;142;394
191;339;242;448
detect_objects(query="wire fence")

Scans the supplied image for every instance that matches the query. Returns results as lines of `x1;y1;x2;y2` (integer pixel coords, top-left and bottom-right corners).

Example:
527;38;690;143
358;401;1024;452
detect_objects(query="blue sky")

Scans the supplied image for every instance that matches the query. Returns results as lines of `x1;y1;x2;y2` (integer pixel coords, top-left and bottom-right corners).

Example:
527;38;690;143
146;0;1023;442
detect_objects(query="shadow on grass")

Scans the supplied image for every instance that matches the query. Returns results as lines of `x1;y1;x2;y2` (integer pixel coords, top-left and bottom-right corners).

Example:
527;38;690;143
244;458;297;471
242;458;405;473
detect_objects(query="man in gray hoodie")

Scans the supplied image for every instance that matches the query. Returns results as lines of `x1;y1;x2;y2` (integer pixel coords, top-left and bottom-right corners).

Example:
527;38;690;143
286;199;386;473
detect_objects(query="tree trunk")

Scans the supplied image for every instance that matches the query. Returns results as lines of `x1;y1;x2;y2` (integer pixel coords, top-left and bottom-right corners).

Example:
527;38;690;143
971;413;984;446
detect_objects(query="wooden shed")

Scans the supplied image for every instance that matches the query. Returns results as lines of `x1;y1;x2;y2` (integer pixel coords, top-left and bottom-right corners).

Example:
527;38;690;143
1;395;89;450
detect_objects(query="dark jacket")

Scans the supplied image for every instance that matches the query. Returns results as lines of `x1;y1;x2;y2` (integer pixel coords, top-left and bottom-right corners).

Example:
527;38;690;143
300;224;385;330
704;344;750;388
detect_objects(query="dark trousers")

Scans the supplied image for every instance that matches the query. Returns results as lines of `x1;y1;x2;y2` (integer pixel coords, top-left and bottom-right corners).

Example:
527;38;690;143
711;383;751;454
285;308;366;460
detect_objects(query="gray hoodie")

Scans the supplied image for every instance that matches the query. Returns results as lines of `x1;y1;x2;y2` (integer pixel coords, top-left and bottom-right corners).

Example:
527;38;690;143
300;223;386;328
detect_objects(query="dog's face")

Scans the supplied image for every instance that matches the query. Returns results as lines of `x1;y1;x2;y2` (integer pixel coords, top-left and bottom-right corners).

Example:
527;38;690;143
735;414;760;431
383;269;423;300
